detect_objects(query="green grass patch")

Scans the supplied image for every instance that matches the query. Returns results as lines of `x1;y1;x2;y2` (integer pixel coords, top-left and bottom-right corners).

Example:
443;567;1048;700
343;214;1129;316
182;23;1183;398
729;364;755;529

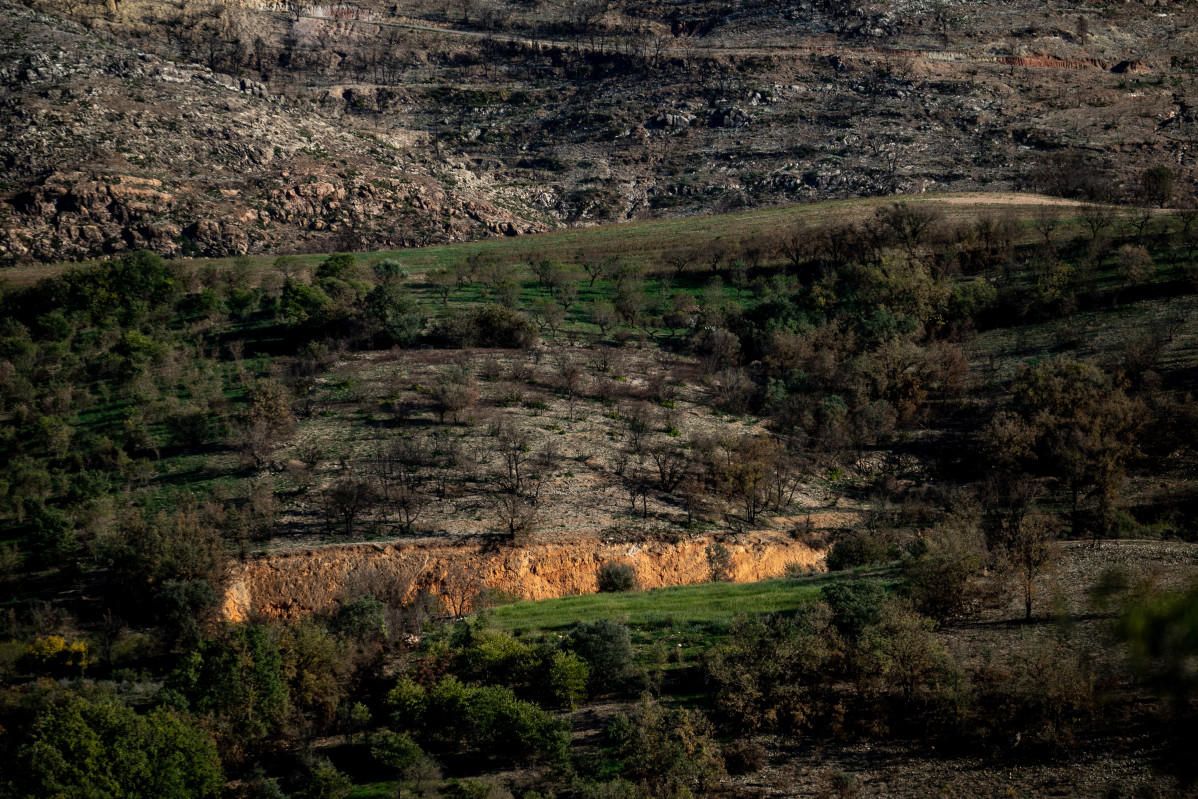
347;782;399;799
488;570;877;635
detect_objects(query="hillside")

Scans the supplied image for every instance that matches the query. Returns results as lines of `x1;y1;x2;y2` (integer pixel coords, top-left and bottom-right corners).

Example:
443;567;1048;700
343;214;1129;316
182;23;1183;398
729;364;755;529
2;0;1197;264
2;193;1198;796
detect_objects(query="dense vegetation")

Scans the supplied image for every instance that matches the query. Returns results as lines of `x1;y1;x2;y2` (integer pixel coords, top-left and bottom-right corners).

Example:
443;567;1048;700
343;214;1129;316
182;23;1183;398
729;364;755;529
2;193;1198;796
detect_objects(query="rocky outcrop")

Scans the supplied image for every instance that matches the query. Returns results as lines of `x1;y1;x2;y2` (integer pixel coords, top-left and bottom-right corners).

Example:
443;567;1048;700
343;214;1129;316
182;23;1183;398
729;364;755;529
221;530;824;621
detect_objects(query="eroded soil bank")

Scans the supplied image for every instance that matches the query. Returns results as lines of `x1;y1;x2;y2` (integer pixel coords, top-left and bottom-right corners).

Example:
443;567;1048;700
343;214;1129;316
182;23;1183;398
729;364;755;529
221;531;824;621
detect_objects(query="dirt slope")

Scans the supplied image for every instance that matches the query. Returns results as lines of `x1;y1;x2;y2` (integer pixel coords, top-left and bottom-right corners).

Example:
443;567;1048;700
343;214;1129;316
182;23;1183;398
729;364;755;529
221;530;823;620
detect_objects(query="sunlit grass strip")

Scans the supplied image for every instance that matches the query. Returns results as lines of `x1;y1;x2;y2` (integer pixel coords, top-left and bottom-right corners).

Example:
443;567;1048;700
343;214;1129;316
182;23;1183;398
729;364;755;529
487;571;868;633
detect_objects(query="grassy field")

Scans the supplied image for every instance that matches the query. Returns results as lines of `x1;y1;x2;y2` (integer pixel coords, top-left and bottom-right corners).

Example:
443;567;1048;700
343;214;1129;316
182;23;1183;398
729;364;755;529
487;568;894;635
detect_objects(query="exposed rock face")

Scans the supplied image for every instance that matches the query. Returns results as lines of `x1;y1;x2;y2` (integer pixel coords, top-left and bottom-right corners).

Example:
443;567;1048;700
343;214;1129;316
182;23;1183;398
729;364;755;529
221;530;824;621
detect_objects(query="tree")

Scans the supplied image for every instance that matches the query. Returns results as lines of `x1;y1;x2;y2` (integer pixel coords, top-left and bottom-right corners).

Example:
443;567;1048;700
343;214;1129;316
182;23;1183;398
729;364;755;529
371;730;427;785
11;693;223;799
876;202;942;256
613;275;646;325
366;283;423;346
168;623;289;760
858;599;957;710
568;619;634;694
714;436;789;527
704;607;839;735
1005;515;1058;621
431;361;478;423
297;757;351;799
581;252;613;287
590;300;619;335
239;379;296;469
441;562;483;617
607;697;726;799
321;477;377;537
1140;165;1176;209
1079;203;1115;241
902;523;989;622
428;268;457;306
1010;358;1143;535
1116;244;1156;295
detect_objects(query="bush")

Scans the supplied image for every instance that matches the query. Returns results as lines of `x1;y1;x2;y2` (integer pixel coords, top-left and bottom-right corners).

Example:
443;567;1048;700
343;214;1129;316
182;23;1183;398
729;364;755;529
902;524;989;621
297;756;351;799
607;697;726;799
546;650;589;709
597;562;638;593
431;305;538;349
826;533;893;571
20;635;89;675
822;580;888;639
705;607;840;736
568;619;634;695
722;739;766;774
385;676;569;762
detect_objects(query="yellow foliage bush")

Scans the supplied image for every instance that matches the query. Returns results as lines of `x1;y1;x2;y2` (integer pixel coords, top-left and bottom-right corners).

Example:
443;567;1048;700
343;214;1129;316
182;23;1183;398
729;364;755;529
23;635;89;673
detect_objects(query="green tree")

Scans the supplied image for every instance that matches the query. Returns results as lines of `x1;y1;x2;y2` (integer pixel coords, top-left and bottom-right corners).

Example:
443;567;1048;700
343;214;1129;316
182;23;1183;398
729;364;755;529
568;619;634;695
1010;359;1142;536
280;278;334;325
10;693;222;799
170;623;290;759
366;282;423;346
545;650;589;709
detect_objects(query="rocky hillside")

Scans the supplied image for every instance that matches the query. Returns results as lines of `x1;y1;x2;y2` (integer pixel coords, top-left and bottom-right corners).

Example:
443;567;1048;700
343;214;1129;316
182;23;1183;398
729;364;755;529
2;0;1195;264
0;0;547;263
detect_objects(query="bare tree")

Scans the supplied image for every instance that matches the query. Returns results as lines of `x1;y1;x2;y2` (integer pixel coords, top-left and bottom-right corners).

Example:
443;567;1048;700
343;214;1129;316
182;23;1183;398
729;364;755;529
649;443;690;492
440;562;483;618
1080;203;1116;241
1034;205;1063;249
489;489;538;539
322;477;378;537
1005;515;1059;621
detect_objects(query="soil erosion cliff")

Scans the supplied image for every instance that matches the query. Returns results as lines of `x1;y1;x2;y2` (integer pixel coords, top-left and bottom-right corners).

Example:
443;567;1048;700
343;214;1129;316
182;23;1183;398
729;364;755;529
222;530;824;621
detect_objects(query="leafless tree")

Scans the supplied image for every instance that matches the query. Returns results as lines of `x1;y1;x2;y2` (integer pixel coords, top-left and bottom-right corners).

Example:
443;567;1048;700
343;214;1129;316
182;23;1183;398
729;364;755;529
1080;203;1116;241
649;443;690;492
440;562;483;618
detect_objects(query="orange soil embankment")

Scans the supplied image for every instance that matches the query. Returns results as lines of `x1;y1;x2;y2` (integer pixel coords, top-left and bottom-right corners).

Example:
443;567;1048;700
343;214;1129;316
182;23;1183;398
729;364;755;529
221;531;824;621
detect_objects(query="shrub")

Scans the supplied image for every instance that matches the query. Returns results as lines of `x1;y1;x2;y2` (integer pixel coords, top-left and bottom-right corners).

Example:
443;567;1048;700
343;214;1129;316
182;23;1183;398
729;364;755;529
901;524;990;621
431;305;538;349
297;756;351;799
545;649;589;709
705;607;840;736
722;739;766;774
822;580;888;639
568;619;634;695
597;562;638;593
826;533;893;571
607;696;726;799
386;676;569;762
20;635;89;675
